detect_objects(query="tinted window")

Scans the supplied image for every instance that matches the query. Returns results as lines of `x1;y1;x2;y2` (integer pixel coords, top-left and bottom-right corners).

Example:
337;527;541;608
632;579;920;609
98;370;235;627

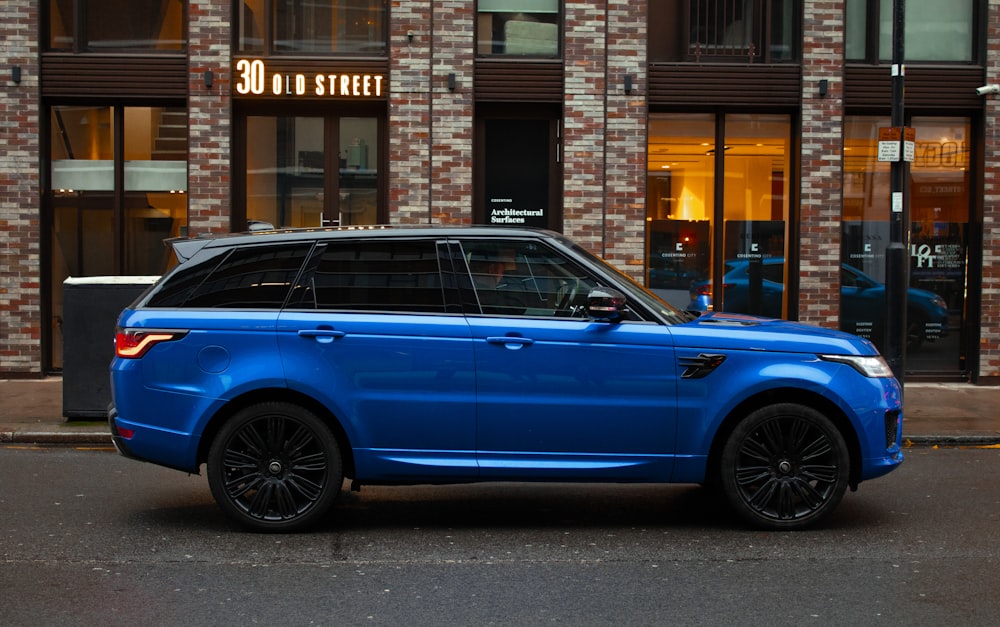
145;248;229;307
149;244;311;308
460;239;599;317
239;0;387;55
49;0;186;51
299;239;446;313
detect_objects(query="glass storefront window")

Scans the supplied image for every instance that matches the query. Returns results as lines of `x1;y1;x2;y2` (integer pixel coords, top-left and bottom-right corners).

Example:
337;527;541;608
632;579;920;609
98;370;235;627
646;113;791;317
238;0;387;55
720;114;792;318
48;0;186;51
842;116;969;373
245;114;380;228
123;107;189;274
646;114;715;311
49;105;188;367
477;0;560;56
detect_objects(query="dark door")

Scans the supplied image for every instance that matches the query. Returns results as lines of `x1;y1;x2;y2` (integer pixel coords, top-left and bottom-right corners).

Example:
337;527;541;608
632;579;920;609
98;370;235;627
477;112;562;231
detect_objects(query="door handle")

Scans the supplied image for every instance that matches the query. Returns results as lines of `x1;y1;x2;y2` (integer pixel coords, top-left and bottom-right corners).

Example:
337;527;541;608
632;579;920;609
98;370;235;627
486;336;534;349
298;329;346;344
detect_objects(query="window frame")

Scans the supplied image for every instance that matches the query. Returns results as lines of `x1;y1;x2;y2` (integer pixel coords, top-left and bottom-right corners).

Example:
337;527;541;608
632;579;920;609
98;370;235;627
45;0;188;53
236;0;389;57
648;0;800;64
475;0;562;59
845;0;981;64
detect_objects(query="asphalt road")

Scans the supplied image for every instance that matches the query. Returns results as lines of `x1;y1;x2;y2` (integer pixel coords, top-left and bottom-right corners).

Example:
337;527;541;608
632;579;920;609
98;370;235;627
1;444;998;626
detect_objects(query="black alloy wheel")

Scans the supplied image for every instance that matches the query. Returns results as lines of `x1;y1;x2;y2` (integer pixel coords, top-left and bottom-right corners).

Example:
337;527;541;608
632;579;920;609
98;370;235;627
207;402;343;532
720;403;850;530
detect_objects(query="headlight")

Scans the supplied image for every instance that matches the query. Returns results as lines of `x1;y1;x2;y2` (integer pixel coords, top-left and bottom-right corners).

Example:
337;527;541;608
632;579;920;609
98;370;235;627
819;354;895;378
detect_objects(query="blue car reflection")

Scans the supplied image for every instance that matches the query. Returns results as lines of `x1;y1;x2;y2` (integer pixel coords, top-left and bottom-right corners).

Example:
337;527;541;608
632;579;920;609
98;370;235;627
687;258;949;349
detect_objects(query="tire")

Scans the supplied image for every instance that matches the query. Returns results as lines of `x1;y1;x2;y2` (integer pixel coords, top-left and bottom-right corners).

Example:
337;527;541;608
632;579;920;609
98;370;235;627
207;402;343;532
720;403;850;530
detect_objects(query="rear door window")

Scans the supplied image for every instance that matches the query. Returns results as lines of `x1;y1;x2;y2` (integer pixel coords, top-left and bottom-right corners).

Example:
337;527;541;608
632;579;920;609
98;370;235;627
292;239;448;313
147;244;312;308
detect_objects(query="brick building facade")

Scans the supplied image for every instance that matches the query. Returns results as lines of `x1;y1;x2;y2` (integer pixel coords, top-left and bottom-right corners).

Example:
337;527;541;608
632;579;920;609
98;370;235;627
2;0;998;385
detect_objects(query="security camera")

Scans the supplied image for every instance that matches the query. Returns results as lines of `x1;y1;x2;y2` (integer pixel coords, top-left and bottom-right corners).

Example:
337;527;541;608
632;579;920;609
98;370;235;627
976;84;1000;96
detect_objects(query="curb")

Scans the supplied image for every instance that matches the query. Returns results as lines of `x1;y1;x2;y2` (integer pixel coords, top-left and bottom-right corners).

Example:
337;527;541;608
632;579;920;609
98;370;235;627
905;435;1000;447
1;430;112;446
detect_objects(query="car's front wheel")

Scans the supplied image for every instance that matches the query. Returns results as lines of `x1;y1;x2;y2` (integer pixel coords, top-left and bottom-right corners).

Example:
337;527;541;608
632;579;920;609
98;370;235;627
207;402;343;532
720;404;850;530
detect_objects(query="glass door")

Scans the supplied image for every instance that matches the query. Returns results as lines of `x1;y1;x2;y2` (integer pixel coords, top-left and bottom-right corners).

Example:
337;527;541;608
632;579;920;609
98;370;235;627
241;110;382;228
48;104;188;368
647;113;792;315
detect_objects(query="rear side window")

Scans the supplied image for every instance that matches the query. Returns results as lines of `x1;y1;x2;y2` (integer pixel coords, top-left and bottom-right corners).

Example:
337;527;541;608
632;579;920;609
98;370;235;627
293;239;446;313
147;244;312;308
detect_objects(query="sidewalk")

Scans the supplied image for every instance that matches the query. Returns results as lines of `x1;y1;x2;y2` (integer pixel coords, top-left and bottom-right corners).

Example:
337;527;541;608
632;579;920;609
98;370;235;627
2;377;999;446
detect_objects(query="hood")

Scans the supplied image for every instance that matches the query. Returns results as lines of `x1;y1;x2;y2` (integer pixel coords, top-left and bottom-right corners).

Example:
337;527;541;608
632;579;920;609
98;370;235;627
670;311;878;356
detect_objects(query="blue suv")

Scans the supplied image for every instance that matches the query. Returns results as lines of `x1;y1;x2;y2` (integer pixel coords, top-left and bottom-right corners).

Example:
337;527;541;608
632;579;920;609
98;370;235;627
109;226;903;532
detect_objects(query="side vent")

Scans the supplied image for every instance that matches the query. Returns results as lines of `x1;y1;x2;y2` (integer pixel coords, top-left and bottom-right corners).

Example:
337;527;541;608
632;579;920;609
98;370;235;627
679;353;727;379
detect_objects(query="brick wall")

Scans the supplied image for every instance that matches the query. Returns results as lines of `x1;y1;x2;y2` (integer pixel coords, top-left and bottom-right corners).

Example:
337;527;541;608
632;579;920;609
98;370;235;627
388;1;474;225
981;0;1000;382
563;1;609;255
798;0;845;329
604;0;648;280
389;2;433;223
188;0;232;235
429;1;474;224
0;0;41;376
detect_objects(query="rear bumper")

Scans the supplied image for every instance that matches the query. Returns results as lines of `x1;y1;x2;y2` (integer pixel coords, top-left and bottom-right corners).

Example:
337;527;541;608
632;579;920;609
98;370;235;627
107;403;202;474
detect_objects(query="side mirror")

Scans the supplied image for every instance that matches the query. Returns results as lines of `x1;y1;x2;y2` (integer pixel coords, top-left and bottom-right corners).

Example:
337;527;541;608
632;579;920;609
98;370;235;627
587;287;627;322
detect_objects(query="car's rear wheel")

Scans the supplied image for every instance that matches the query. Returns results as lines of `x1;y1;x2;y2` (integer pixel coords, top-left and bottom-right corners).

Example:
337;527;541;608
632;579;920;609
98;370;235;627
720;403;849;530
207;402;342;532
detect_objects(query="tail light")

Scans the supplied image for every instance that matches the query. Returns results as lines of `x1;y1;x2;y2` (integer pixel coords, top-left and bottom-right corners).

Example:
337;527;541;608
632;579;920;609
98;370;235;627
115;328;187;359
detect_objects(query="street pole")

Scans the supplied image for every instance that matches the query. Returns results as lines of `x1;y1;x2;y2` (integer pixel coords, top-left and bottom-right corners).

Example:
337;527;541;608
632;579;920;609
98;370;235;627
884;0;909;385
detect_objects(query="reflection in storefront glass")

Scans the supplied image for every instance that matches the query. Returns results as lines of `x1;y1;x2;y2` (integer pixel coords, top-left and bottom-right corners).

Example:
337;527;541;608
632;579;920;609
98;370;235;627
842;116;968;374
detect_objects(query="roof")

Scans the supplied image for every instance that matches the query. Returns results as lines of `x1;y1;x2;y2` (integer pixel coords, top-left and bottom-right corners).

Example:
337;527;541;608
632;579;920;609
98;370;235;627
168;224;563;262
